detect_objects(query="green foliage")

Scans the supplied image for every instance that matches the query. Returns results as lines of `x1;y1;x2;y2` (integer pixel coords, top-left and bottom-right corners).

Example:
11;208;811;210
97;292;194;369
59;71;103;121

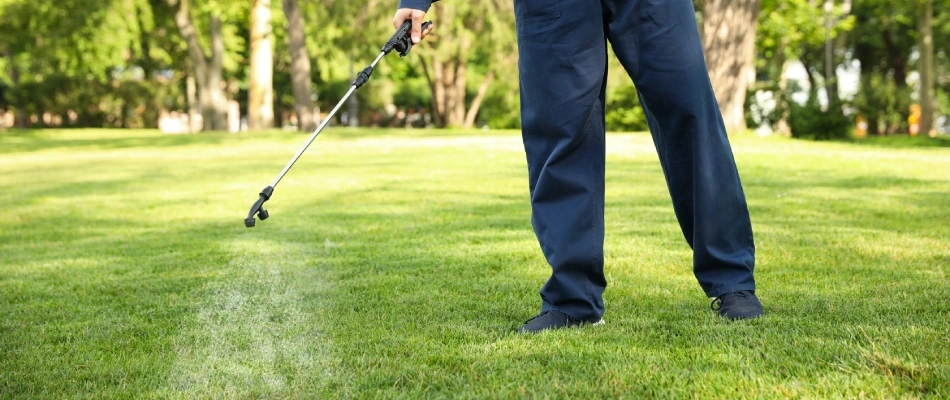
756;0;854;80
788;98;852;140
843;0;920;136
937;88;950;121
0;0;143;121
758;0;833;59
852;72;914;135
848;1;916;76
2;0;947;131
0;0;196;127
181;0;249;74
605;82;648;132
391;77;432;112
602;47;648;133
404;0;517;127
300;0;389;85
786;81;852;140
477;83;521;129
745;84;786;132
0;0;140;75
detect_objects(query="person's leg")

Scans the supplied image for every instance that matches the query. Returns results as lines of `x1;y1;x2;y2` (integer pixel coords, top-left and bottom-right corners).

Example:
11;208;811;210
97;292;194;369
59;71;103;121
603;0;757;298
515;0;608;322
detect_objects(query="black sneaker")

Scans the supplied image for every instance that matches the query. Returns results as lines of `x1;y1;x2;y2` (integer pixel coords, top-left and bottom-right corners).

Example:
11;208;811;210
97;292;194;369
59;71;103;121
518;310;603;334
711;290;764;320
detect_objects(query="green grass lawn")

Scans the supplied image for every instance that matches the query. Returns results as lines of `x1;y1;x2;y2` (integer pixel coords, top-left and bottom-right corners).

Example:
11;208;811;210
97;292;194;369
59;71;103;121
1;128;948;398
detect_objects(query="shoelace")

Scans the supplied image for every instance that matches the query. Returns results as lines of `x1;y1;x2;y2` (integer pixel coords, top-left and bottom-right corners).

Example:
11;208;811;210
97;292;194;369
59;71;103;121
523;311;551;324
524;310;577;324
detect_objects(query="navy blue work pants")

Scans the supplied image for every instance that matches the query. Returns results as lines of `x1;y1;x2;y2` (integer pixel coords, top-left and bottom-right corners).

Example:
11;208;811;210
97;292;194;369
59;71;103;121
515;0;757;321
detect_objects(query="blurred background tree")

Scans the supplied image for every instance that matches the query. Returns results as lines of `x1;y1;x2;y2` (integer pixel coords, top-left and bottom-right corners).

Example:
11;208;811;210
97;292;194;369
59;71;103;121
696;0;762;134
0;0;946;137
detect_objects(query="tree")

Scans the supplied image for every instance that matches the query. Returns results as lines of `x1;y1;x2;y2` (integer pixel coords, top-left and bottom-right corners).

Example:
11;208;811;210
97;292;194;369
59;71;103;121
166;0;229;131
821;0;852;106
699;0;761;134
918;0;935;135
934;1;950;132
249;0;275;129
281;0;316;132
415;0;516;128
0;0;171;128
754;0;855;137
849;0;917;135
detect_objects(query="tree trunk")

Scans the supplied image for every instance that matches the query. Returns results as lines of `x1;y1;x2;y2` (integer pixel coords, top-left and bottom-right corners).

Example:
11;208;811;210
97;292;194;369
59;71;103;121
800;56;819;97
186;73;198;133
421;56;445;127
207;16;228;131
463;71;494;129
419;37;489;129
701;0;760;134
918;0;934;136
411;1;514;129
450;50;466;126
773;55;791;136
249;0;274;130
867;116;880;136
880;28;908;88
823;0;838;106
8;53;26;128
167;0;228;131
280;0;315;132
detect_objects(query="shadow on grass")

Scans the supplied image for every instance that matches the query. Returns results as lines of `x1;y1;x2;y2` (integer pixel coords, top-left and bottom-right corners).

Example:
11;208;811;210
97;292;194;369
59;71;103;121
840;134;950;148
0;129;232;154
0;127;520;155
322;126;519;140
0;211;244;397
746;169;949;236
287;153;946;393
3;131;948;396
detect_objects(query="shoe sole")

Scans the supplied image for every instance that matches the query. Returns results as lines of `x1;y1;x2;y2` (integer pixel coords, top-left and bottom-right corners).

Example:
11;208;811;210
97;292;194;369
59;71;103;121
518;319;605;334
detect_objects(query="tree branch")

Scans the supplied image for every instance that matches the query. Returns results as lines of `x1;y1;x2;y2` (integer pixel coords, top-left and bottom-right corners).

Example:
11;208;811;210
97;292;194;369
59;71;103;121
463;70;494;129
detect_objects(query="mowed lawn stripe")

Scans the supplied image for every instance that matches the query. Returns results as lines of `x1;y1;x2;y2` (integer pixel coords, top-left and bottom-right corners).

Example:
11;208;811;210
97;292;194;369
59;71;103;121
0;129;342;398
161;238;335;398
1;129;948;398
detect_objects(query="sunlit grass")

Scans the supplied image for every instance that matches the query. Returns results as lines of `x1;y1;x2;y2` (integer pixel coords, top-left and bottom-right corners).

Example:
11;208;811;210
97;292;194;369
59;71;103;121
1;128;948;398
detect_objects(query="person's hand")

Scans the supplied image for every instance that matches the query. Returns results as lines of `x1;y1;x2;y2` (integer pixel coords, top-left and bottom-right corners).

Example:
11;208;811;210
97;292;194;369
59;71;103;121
392;8;433;44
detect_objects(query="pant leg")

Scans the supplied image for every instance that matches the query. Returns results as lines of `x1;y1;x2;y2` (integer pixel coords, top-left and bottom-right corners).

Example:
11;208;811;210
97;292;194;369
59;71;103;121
515;0;608;321
603;0;756;297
